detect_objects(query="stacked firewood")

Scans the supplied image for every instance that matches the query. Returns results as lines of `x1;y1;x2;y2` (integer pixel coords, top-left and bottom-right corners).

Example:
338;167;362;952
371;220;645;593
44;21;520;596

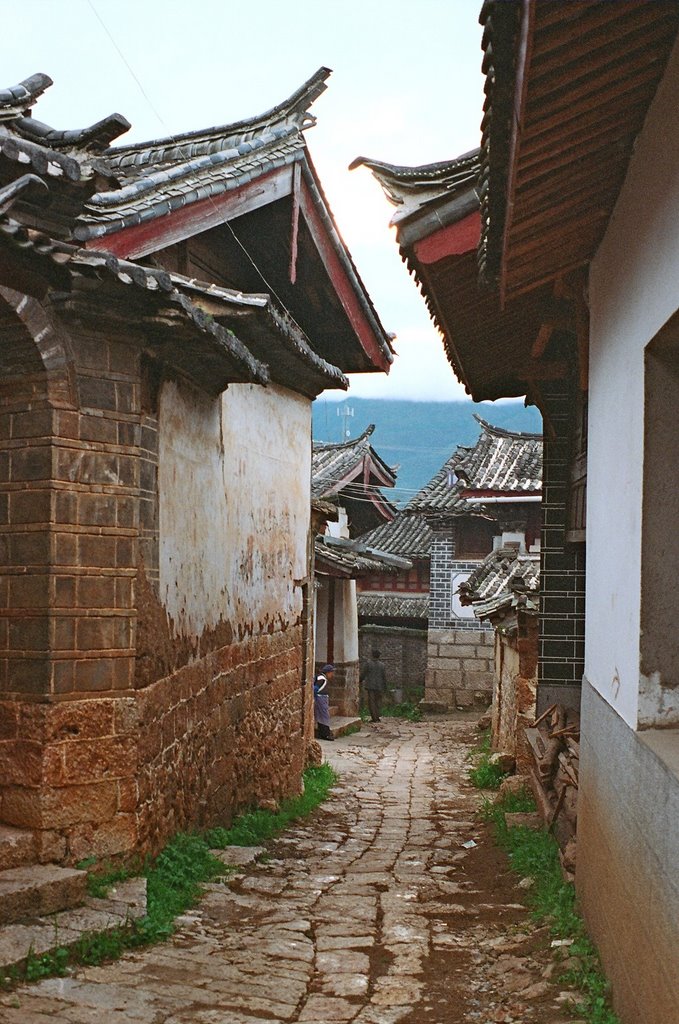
528;703;580;880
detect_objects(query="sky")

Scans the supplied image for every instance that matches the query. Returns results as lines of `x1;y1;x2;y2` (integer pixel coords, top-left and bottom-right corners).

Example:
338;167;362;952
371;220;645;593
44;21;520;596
7;1;486;401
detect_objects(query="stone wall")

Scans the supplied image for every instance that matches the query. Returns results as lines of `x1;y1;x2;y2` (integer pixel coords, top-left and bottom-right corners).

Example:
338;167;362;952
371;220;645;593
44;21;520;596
137;626;306;857
426;522;493;708
0;291;313;865
425;627;494;709
358;626;426;699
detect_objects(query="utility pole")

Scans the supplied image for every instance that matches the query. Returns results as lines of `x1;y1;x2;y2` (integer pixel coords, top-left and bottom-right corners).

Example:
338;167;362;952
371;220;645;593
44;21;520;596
337;404;354;440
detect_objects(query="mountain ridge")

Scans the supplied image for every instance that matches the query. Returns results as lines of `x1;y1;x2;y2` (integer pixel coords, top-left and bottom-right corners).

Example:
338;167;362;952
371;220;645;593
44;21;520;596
312;398;542;506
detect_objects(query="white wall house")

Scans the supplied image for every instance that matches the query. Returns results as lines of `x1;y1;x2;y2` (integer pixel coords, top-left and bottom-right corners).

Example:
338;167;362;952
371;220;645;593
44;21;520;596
578;37;679;1021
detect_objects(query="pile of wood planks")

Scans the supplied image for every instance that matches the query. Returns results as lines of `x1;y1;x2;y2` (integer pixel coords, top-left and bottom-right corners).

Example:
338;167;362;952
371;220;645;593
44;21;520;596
524;703;579;880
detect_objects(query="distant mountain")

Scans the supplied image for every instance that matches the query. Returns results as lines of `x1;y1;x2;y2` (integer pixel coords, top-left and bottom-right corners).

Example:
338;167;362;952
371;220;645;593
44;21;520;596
312;398;542;507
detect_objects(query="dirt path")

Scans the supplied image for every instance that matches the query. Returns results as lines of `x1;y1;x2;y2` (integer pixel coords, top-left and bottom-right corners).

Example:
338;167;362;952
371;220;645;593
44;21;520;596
0;716;583;1024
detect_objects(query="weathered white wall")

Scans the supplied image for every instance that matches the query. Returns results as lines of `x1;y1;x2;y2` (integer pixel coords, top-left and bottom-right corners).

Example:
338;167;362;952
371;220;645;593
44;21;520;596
158;380;311;638
587;37;679;728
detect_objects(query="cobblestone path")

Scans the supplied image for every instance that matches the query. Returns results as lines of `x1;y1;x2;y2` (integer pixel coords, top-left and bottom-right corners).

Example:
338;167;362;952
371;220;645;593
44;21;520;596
0;717;581;1024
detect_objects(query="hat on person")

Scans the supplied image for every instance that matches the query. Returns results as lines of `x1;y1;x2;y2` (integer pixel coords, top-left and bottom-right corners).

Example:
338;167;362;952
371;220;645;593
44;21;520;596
321;664;335;674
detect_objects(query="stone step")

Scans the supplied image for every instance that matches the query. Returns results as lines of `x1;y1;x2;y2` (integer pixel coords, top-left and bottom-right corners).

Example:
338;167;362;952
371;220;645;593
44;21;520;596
0;826;36;872
0;877;147;972
0;864;87;927
330;716;362;739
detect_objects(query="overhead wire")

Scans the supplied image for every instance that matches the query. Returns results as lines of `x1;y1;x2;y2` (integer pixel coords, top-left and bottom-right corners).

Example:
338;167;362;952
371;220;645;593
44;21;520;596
86;0;311;341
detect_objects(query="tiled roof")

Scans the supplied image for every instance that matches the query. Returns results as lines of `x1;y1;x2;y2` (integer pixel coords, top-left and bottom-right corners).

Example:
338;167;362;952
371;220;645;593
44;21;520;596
407;415;542;517
357;592;429;620
169;273;347;398
478;1;679;298
358;511;432;560
315;536;411;579
349;150;480;233
74;68;332;242
312;426;396;499
459;545;540;621
0;204;270;394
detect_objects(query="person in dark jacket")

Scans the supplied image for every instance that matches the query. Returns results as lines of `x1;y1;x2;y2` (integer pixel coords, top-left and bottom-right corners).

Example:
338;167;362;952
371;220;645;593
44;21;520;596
314;664;334;741
360;649;387;722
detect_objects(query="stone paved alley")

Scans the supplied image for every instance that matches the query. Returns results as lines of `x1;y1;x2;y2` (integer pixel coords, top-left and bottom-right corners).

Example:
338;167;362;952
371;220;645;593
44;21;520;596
0;717;583;1024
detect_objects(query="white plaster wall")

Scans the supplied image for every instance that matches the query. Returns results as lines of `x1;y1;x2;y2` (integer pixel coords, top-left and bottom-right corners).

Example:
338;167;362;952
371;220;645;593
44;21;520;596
587;37;679;728
158;380;311;638
333;579;358;663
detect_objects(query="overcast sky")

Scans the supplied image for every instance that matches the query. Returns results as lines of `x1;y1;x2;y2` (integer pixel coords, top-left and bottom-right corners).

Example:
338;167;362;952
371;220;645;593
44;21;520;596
7;1;486;401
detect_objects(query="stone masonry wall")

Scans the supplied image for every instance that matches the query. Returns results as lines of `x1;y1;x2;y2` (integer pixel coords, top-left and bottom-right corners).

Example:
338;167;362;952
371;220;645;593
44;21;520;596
425;627;494;710
358;626;426;698
491;615;538;772
0;294;312;865
0;297;140;863
426;522;493;708
137;626;306;857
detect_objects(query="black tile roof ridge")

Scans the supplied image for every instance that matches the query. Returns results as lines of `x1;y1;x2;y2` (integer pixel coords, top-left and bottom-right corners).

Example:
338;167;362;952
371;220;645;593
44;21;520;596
14;113;131;152
473;413;543;440
87;131;303;208
103;67;332;162
348;148;480;183
0;133;83;182
168;271;345;388
169;272;269;307
0;74;52;111
0;174;49;215
313;424;376;451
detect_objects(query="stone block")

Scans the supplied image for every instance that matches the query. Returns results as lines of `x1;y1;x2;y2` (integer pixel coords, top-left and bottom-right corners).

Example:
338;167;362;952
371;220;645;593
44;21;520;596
0;864;87;926
0;740;42;787
2;780;118;829
68;813;137;861
0;825;36;871
45;700;115;742
59;735;137;786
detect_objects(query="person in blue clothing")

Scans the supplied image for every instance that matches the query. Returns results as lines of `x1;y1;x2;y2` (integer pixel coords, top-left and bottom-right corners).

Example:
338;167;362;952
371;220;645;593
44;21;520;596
314;664;334;741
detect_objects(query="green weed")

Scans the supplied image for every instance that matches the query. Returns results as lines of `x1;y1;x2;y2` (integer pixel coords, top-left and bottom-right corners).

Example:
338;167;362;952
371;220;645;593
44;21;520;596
360;701;422;722
11;763;338;988
489;790;621;1024
468;759;507;790
467;730;507;790
24;945;69;981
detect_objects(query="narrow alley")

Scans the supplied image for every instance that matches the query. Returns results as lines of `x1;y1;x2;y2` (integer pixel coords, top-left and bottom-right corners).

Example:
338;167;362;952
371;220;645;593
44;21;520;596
1;718;581;1024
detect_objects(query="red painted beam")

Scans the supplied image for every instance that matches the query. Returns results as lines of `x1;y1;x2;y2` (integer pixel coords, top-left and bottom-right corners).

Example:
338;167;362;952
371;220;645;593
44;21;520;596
413;210;481;265
298;178;391;373
84;167;292;259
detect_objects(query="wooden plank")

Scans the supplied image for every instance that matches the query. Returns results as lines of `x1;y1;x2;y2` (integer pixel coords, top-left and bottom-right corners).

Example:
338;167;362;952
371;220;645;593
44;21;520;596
532;17;674;93
524;60;664;132
289;161;301;284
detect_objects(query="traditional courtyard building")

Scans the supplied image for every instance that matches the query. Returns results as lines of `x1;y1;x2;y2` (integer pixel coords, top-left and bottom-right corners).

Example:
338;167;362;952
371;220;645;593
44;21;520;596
311;426;408;716
0;69;392;868
356;512;430;700
355;4;679;1020
459;546;539;770
358;416;541;711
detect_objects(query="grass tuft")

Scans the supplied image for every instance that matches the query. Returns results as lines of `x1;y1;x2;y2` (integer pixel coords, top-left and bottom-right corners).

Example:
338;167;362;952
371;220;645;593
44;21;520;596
1;763;338;989
467;729;508;790
487;789;621;1024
